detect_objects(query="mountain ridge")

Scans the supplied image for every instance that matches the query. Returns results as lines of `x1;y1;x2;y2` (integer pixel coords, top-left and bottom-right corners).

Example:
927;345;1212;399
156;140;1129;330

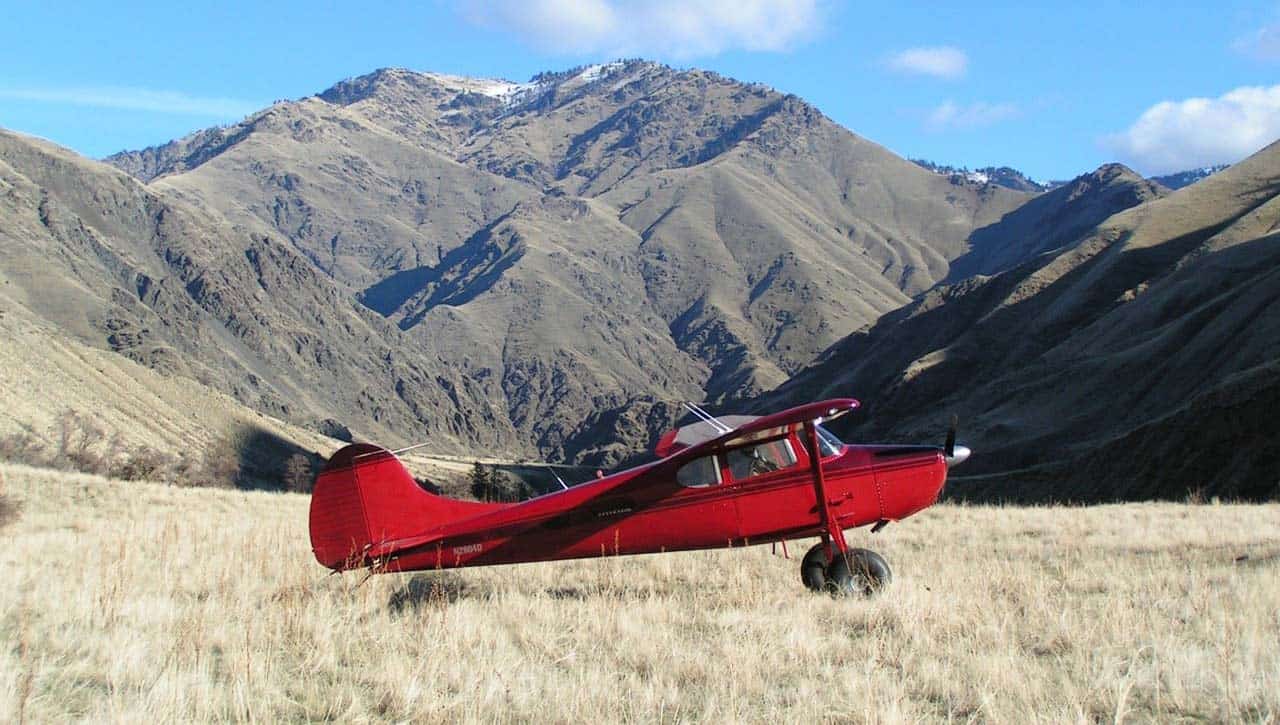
6;62;1277;502
758;140;1280;501
9;62;1030;465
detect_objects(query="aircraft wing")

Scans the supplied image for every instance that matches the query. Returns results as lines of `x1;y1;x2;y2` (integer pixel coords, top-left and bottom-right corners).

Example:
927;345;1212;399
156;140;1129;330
666;398;859;463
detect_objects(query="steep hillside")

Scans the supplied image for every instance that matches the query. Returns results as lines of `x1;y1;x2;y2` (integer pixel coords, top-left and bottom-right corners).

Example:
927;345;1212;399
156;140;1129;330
85;62;1028;461
762;142;1280;502
0;129;542;455
945;163;1167;282
0;298;337;460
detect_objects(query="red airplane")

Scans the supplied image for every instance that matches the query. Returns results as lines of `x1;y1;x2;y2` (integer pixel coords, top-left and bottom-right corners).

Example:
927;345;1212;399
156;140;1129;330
309;398;970;595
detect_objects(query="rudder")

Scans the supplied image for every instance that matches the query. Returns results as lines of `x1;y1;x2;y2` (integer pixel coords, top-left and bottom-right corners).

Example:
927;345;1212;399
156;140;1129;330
308;443;504;570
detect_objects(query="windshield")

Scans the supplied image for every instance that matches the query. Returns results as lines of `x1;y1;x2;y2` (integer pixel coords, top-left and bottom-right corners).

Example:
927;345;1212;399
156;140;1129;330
816;424;845;456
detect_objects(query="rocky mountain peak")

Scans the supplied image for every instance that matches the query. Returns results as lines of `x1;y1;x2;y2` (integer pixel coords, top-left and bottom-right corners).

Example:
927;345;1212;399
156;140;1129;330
317;67;453;106
1061;162;1164;205
1089;161;1140;181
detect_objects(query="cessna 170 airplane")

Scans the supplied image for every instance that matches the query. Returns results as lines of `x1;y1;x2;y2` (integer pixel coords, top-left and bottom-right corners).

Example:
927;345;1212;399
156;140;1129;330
309;398;970;595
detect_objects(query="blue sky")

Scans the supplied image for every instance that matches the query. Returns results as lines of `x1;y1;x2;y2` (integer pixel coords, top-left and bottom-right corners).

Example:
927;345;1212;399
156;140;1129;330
2;1;1278;181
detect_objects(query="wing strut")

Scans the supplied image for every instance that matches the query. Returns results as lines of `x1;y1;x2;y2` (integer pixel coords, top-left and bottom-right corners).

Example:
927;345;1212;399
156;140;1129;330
803;420;849;562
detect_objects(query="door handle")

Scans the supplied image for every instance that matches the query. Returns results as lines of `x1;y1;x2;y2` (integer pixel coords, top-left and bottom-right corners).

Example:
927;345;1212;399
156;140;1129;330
827;491;852;505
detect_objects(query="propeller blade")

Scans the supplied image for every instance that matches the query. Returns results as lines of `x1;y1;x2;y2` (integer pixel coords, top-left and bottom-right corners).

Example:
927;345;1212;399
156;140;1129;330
943;414;970;467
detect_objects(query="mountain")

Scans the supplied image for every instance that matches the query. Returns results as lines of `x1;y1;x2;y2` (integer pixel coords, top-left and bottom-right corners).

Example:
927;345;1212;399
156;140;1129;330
85;61;1028;461
5;62;1031;464
0;129;524;455
6;63;1275;501
760;141;1280;502
944;163;1166;283
1150;164;1230;190
910;160;1238;195
910;159;1049;193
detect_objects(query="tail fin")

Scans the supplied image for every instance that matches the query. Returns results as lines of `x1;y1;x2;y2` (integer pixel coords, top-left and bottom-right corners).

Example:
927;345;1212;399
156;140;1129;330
308;444;503;570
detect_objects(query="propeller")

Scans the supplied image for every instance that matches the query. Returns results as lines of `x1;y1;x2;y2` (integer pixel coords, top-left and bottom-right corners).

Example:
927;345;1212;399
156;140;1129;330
943;414;971;467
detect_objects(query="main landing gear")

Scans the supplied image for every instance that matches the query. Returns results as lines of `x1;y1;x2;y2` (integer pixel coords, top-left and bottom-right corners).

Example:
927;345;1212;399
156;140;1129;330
801;543;892;597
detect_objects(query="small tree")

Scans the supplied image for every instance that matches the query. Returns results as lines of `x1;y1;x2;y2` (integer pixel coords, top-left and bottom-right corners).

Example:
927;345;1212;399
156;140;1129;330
200;431;243;488
468;461;491;501
53;411;108;474
283;453;315;493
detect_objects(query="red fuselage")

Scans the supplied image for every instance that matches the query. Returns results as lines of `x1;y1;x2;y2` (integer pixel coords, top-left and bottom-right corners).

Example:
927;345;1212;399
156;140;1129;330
310;413;949;574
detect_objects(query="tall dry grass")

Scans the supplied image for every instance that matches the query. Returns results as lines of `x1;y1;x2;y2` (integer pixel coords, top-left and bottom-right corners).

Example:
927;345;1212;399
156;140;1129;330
0;462;1277;722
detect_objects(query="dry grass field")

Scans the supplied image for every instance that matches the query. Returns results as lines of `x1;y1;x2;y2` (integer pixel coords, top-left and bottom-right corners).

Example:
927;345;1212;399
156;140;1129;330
1;463;1277;723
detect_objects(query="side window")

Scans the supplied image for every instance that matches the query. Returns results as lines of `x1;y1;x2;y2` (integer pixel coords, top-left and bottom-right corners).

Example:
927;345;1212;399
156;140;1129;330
725;439;797;481
676;455;722;488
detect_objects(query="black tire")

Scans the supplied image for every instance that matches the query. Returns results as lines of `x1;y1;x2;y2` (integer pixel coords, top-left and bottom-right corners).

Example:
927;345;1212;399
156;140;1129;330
800;543;829;591
825;548;892;597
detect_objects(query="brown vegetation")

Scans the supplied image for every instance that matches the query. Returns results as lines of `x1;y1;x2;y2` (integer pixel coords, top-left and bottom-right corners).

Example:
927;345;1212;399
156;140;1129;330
0;410;321;491
0;470;17;530
1;463;1276;721
0;410;171;481
0;495;17;530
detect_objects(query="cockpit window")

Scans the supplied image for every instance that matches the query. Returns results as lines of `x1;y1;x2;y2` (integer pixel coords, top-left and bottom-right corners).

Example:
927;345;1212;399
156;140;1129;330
816;425;845;456
725;439;797;481
676;455;722;488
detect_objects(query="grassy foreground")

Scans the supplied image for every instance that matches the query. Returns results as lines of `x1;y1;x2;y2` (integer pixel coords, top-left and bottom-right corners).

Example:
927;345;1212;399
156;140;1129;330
1;464;1277;723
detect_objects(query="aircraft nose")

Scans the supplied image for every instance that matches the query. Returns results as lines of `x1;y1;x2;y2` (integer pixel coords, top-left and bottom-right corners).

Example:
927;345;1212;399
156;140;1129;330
944;444;971;467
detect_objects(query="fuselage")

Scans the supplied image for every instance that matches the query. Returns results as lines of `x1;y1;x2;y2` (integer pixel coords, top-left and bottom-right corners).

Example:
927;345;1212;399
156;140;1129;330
373;436;948;573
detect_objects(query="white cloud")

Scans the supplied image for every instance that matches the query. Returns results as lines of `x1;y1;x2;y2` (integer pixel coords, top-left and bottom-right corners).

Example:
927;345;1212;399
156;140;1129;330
1104;85;1280;175
1231;23;1280;61
887;46;968;80
925;100;1018;131
0;86;259;117
463;0;823;58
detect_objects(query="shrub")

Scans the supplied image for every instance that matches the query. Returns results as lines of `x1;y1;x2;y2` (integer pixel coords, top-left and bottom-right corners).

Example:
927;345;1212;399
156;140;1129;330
0;467;17;529
110;446;172;482
0;472;17;530
0;431;46;466
0;495;17;529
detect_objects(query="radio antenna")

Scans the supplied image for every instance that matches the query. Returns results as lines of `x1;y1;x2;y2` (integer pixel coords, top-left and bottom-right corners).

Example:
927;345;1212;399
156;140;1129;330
682;401;732;433
551;469;570;490
353;441;434;460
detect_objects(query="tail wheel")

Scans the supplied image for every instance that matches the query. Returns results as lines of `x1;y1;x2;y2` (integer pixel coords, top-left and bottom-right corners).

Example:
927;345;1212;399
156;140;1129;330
800;543;828;591
825;548;892;597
